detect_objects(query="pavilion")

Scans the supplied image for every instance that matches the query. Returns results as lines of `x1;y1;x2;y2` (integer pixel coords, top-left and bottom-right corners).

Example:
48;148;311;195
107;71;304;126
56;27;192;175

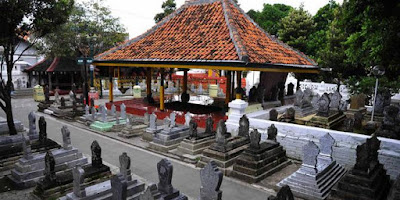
93;0;318;115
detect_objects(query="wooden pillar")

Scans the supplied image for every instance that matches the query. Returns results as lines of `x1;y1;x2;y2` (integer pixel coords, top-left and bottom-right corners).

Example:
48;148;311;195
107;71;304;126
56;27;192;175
146;68;152;96
225;71;231;104
236;71;242;99
160;69;165;111
38;72;42;85
109;67;113;102
231;71;235;100
48;73;52;91
183;69;188;93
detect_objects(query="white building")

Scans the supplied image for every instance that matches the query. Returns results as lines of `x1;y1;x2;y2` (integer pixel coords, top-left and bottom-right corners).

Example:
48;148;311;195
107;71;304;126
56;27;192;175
1;39;41;89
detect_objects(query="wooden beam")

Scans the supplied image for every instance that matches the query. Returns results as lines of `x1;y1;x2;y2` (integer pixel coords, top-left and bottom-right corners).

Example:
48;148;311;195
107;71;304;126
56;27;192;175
109;67;113;102
236;71;242;99
225;71;231;105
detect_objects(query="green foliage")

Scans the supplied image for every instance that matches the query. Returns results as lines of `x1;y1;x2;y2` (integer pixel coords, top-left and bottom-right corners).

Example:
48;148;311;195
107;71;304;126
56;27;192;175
154;0;176;23
346;76;400;96
37;0;126;58
247;4;292;36
278;4;315;54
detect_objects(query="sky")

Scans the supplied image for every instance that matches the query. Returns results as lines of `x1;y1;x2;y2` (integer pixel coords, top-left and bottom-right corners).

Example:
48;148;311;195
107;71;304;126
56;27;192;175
95;0;343;38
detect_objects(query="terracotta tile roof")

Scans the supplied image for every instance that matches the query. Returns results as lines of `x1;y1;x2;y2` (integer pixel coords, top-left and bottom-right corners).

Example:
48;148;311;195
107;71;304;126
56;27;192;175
95;0;317;68
25;57;82;72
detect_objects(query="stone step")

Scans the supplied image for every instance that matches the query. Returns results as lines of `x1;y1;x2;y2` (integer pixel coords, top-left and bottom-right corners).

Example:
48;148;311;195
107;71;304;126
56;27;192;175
233;156;288;176
235;149;287;169
231;160;291;184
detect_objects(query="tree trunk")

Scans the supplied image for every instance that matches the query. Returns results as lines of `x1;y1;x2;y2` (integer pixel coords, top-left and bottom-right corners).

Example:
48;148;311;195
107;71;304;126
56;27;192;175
4;43;17;135
5;97;17;135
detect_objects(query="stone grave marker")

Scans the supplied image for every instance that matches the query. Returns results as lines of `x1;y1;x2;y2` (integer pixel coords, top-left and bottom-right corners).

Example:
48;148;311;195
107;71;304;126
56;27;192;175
205;116;214;134
267;124;278;141
72;165;86;198
170;112;176;128
329;91;342;110
28;111;37;136
150;113;157;130
91;106;96;121
268;185;294;200
185;112;191;126
119;152;131;181
269;109;278;121
388;175;400;200
62;126;72;150
343;117;354;132
156;159;188;200
200;161;223;200
100;105;107;122
120;103;126;119
284;107;295;121
111;175;127;200
69;90;75;102
317;133;334;169
215;120;227;147
61;97;66;107
189;120;198;139
39;116;47;142
238;115;249;139
144;112;150;125
139;187;154;200
353;111;363;129
55;91;60;105
339;100;348;112
294;90;304;107
44;151;56;183
110;104;116;116
249;129;261;149
44;85;50;102
91;140;102;168
302;141;319;174
85;105;89;116
22;134;33;159
72;100;77;111
317;93;330;117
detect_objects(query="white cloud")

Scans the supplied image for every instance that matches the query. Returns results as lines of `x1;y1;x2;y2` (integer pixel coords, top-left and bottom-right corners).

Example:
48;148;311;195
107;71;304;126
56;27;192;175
92;0;343;38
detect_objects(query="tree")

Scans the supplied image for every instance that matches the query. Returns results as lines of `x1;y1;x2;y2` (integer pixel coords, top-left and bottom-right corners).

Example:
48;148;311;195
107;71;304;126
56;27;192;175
154;0;176;23
247;4;292;36
0;0;74;135
37;0;127;58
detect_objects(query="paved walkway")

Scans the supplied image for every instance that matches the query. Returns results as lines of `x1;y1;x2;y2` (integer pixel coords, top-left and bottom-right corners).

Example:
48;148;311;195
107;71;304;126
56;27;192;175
0;97;274;200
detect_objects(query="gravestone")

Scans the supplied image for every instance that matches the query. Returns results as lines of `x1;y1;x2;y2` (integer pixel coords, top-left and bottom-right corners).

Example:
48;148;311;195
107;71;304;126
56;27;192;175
205;116;213;134
62;126;72;150
61;97;66;107
120;103;126;119
200;161;223;200
184;112;191;126
376;105;400;139
72;165;86;198
269;109;278;121
283;107;295;121
268;185;294;200
231;124;289;183
39;116;47;142
330;134;391;200
157;159;188;200
43;151;56;183
267;124;278;141
139;187;154;200
91;140;102;168
22;134;33;159
343;117;355;132
215;120;228;147
55;91;60;105
189;120;198;139
85;105;90;117
119;152;131;181
72;100;77;111
294;90;304;107
353;111;363;129
248;86;257;103
278;136;347;200
287;83;294;96
69;90;75;102
311;93;320;108
374;93;385;115
170;112;176;128
110;104;116;116
44;85;50;102
91;107;97;121
100;105;107;122
350;93;367;110
317;93;330;117
28;112;37;136
388;175;400;200
256;85;265;103
238;115;249;139
144;112;150;125
339;100;348;112
329;91;342;110
111;174;127;200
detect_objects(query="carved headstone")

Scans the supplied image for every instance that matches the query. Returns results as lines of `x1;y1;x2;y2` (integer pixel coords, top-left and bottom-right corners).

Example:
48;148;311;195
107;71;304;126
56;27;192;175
144;112;150;125
339;100;348;112
303;88;313;102
28;111;37;136
189;120;198;139
343;117;355;132
110;104;116;116
115;113;120;125
205;116;214;134
60;97;66;107
319;133;334;158
317;93;330;117
69;90;75;102
368;134;380;169
163;117;171;128
22;134;33;159
72;100;77;111
149;113;157;130
302;141;320;173
120;103;126;119
329;91;342;110
170;112;176;128
91;107;97;121
215;120;227;146
200;161;223;200
267;124;278;142
39;116;47;142
354;111;363;129
269;109;278;121
287;83;294;96
55;91;60;105
311;93;320;108
374;93;385;114
119;152;131;181
238;115;249;139
61;126;72;150
111;175;127;200
249;129;261;149
157;159;174;195
100;105;107;122
72;165;86;198
44;151;56;183
139;187;154;200
91;140;102;167
382;106;399;129
294;90;304;107
284;107;295;121
268;185;294;200
85;105;90;116
354;142;369;172
350;93;367;109
184;112;191;126
44;85;50;102
256;85;265;103
248;86;257;102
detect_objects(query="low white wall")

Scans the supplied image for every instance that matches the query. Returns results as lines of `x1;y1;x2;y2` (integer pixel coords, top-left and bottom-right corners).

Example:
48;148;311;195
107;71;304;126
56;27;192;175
240;117;400;180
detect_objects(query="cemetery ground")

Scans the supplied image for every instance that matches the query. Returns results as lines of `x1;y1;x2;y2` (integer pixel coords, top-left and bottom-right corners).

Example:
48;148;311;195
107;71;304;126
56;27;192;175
0;96;302;200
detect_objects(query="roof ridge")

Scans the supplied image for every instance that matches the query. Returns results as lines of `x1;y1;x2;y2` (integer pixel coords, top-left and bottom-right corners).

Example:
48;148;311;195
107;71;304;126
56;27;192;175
221;0;249;63
46;57;59;72
228;0;317;66
96;5;186;61
184;0;219;6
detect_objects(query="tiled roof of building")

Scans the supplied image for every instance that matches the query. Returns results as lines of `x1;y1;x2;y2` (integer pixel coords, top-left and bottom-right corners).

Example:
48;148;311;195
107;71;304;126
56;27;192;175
95;0;317;69
25;57;82;72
